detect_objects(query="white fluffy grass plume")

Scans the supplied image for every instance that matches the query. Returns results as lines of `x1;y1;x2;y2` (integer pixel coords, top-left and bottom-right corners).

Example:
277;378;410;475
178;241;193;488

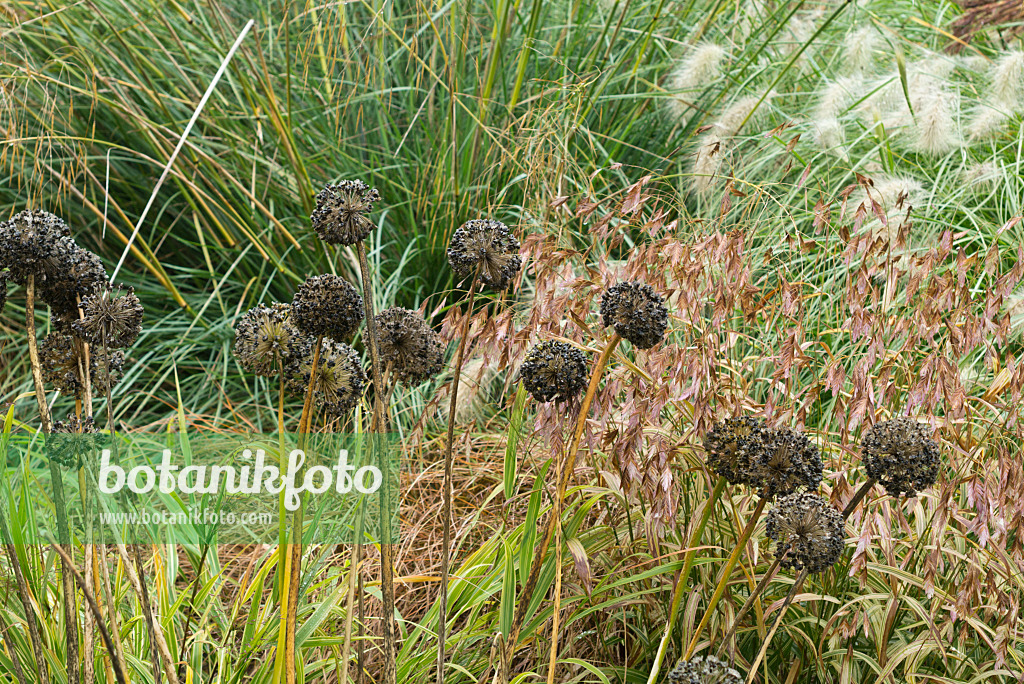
812;77;863;150
691;92;775;195
667;43;727;118
844;26;877;73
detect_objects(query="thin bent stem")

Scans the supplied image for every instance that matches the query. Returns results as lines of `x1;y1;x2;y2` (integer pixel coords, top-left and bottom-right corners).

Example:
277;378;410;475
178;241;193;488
438;273;481;684
646;475;728;684
505;333;621;662
684;492;769;660
842;478;877;519
716;554;785;661
745;568;809;683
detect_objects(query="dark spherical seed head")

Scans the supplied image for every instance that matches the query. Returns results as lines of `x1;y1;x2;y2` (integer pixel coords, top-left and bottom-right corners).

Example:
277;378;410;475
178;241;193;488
446;219;522;291
37;242;109;316
748;426;823;498
0;210;72;282
291;274;364;341
766;492;845;574
518;340;589;403
703;416;765;486
48;415;99;468
286;340;367;416
233;303;311;377
862;417;940;497
665;655;742;684
374;307;444;386
600;281;669;349
311;180;381;245
40;331;124;398
72;284;144;349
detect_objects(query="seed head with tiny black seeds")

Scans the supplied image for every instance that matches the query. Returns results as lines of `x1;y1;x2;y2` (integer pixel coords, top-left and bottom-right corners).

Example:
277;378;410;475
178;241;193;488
311;181;381;245
600;281;669;349
665;655;742;684
862;417;940;497
0;210;72;283
40;331;124;397
291;275;364;341
374;307;444;386
72;284;144;349
747;426;823;498
518;341;589;403
233;303;311;377
48;415;99;469
766;492;845;574
447;219;522;291
37;242;108;316
287;339;367;416
703;416;765;486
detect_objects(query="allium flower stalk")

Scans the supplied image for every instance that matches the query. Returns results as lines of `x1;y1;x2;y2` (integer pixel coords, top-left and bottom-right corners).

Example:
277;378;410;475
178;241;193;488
290;275;364;342
518;340;589;403
233;303;310;377
446;219;522;291
374;307;444;387
766;492;845;574
600;281;669;349
666;656;742;684
311;181;381;246
73;284;144;349
861;417;940;497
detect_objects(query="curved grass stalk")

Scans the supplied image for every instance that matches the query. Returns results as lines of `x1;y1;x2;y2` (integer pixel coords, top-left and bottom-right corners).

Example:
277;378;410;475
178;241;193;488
646;475;727;683
715;555;784;661
505;333;621;663
744;568;808;683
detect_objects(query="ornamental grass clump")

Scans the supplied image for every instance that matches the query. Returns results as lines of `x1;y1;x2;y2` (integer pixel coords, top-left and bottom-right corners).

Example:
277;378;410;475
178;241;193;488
518;340;589;403
291;274;364;342
861;417;940;497
766;492;845;574
600;281;669;349
666;655;742;684
375;307;444;387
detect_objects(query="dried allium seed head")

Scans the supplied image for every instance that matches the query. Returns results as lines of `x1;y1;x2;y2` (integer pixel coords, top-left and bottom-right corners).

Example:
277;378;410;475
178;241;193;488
37;242;108;316
311;181;381;245
48;415;99;468
861;417;940;497
666;655;742;684
287;340;367;417
291;275;364;341
72;284;143;348
0;210;72;283
446;219;522;291
703;416;765;486
766;492;845;574
40;331;124;397
600;281;669;349
233;303;310;377
374;307;444;386
748;426;823;498
519;340;589;403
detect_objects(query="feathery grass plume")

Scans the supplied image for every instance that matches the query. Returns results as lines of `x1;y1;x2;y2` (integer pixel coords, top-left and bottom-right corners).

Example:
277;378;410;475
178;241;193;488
287;339;366;416
666;43;727;118
291;274;364;341
232;303;309;377
374;307;444;386
40;331;124;397
703;416;765;486
47;415;99;469
766;492;845;574
0;209;71;283
967;105;1012;140
447;218;522;290
72;284;144;349
812;76;863;149
311;181;381;245
859;58;956;133
748;426;823;498
990;50;1024;105
716;92;774;137
961;161;1000;189
911;81;961;154
600;281;669;349
861;417;940;496
666;655;742;684
691;132;725;195
518;340;589;403
783;9;822;69
853;175;923;247
844;26;878;73
441;356;498;424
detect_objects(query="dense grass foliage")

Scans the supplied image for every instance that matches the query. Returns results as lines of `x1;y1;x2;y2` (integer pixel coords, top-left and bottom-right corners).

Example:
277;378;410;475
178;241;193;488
2;0;1024;682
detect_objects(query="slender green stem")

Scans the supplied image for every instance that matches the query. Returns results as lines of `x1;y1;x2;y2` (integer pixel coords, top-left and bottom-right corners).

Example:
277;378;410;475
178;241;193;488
745;568;808;683
647;476;727;683
715;554;784;661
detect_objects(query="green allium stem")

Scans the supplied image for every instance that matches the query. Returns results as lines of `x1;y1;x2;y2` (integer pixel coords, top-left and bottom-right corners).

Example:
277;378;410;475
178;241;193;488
744;568;809;683
715;554;785;661
647;475;728;684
